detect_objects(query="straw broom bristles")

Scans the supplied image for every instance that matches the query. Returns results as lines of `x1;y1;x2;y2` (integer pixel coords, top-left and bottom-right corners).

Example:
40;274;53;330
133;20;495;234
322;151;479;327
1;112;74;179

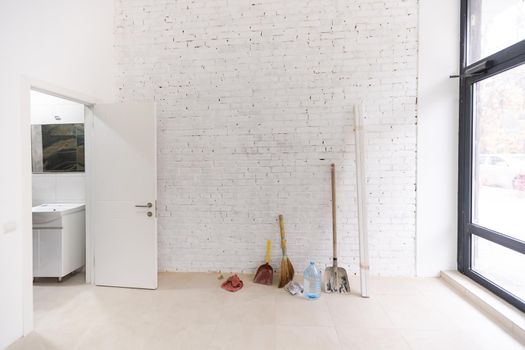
278;240;294;288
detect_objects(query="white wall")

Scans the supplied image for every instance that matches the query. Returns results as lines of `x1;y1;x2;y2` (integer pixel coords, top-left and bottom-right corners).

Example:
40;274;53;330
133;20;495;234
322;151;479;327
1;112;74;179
115;0;419;276
0;0;115;347
30;90;85;125
32;174;85;207
416;0;460;276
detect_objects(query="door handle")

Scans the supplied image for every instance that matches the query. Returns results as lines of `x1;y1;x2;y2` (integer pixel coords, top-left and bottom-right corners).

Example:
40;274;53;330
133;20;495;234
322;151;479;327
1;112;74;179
135;202;153;208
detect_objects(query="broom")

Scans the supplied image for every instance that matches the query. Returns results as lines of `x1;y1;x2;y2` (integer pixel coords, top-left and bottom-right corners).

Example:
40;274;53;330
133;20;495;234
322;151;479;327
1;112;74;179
278;214;295;288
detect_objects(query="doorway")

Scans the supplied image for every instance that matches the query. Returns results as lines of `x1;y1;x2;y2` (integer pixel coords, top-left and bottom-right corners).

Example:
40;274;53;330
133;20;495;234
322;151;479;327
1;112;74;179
22;81;158;337
29;89;92;326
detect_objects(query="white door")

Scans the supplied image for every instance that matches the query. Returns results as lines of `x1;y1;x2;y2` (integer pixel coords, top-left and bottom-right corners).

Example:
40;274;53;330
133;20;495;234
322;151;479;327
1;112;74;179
92;102;157;289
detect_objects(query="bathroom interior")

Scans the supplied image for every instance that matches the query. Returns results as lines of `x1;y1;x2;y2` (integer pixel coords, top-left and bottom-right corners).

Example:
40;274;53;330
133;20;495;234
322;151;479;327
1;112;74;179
30;90;86;290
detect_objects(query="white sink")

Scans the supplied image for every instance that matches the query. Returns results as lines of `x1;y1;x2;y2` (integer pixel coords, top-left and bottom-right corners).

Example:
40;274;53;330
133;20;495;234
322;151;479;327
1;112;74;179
32;203;85;227
32;203;85;213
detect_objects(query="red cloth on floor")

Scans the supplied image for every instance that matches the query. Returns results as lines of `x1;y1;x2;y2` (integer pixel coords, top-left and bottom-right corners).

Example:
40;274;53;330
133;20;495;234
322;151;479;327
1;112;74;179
221;274;244;292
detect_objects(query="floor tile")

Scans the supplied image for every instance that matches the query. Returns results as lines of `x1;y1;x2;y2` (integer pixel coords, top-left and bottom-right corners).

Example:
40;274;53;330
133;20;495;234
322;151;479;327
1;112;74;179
337;326;410;350
275;325;341;350
401;328;525;350
326;294;395;328
209;325;275;350
146;324;216;350
275;294;333;326
6;273;524;350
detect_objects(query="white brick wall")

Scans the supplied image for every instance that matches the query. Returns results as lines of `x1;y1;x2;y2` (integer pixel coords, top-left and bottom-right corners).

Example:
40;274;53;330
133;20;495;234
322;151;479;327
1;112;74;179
114;0;418;276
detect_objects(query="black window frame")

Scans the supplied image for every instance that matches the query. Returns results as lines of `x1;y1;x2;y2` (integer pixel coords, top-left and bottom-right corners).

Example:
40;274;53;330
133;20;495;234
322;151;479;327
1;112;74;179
458;0;525;312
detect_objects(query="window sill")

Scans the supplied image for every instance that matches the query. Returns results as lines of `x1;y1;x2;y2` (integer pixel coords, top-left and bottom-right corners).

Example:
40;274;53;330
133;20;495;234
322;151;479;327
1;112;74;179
441;270;525;343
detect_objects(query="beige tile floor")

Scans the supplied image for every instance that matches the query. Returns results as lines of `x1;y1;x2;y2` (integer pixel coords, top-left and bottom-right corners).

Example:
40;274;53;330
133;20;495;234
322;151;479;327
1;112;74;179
7;272;525;350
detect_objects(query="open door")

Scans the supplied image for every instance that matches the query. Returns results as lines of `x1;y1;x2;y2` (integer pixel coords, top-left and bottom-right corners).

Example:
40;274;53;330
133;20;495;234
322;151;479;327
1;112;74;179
92;102;157;289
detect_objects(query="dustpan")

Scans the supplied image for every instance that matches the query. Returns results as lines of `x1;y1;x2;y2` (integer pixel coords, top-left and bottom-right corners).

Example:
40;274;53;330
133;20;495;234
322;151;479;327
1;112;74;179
254;240;273;285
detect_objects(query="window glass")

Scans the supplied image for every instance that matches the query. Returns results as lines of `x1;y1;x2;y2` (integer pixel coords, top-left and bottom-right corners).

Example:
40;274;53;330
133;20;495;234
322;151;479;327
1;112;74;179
472;235;525;301
472;64;525;241
468;0;525;64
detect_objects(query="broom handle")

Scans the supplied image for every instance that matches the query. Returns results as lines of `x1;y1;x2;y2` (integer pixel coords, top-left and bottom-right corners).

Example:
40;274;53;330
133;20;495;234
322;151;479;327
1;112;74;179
331;164;337;267
281;239;287;257
279;215;286;256
279;214;285;241
265;240;271;263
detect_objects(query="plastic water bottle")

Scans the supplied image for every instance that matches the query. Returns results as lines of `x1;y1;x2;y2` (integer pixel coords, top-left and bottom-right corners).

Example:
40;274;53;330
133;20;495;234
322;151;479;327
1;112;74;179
303;262;321;300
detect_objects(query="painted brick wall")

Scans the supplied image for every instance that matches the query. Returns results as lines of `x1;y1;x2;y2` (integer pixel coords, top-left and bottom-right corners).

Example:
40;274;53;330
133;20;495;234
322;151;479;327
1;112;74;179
114;0;418;276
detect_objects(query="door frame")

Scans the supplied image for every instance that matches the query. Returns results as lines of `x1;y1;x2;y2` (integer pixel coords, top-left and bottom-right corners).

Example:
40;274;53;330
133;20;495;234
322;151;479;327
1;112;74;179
20;77;99;336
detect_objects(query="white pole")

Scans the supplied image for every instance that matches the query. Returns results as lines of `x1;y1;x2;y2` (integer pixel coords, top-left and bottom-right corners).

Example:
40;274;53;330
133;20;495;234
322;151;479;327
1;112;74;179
354;104;370;298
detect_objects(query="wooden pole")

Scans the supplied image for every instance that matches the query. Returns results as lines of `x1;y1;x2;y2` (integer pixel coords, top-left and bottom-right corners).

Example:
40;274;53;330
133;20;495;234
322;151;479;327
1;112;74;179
354;104;370;298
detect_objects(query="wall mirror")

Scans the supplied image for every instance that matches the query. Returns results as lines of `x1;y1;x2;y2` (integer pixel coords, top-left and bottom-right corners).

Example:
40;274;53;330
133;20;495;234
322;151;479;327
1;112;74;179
31;123;85;173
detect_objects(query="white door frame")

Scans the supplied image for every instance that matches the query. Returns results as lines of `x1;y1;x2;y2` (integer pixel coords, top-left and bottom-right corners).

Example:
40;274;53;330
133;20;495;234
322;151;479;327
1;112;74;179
20;77;100;336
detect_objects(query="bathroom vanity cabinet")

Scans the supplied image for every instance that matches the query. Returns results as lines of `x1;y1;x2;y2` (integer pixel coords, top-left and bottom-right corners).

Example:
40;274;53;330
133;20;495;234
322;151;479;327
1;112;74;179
32;203;85;280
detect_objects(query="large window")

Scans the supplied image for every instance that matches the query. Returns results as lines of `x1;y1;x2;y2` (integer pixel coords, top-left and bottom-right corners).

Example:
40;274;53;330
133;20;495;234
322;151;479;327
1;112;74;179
459;0;525;312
